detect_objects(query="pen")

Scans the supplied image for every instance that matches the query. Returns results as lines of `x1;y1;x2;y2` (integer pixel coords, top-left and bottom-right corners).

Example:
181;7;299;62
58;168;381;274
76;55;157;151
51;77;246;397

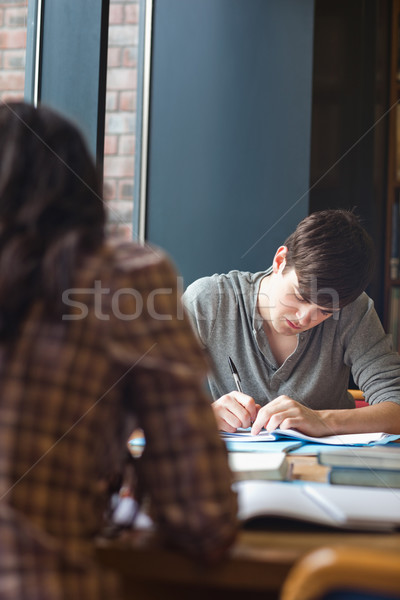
228;356;243;393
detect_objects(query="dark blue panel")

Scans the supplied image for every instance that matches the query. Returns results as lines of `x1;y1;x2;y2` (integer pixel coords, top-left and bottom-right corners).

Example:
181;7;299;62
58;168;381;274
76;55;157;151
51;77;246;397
39;0;108;159
144;0;315;286
325;589;400;600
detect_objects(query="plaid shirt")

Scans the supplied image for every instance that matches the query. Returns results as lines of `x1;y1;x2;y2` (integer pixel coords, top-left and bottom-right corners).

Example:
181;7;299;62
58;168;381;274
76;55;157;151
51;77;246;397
0;241;237;600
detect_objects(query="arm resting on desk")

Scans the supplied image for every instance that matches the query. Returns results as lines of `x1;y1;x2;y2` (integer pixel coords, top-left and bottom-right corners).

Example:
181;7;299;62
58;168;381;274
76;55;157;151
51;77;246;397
252;397;400;437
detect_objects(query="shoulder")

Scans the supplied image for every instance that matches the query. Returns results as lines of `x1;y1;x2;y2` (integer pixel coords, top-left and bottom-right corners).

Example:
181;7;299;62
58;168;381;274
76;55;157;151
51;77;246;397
184;273;220;299
183;270;259;312
107;240;174;275
183;274;224;327
340;292;376;324
99;240;180;294
185;269;261;299
72;241;177;295
183;270;260;345
337;291;385;345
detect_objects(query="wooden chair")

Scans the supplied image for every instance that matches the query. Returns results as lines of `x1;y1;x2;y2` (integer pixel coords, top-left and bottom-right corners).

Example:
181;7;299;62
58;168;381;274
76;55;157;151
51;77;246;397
281;546;400;600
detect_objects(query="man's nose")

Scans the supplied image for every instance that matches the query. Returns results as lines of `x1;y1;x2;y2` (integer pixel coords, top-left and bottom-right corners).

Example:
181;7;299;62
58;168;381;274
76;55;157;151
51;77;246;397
296;306;315;325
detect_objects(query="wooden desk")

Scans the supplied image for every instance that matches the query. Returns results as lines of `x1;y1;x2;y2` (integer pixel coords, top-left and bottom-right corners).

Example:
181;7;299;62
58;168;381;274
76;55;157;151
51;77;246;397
95;455;400;600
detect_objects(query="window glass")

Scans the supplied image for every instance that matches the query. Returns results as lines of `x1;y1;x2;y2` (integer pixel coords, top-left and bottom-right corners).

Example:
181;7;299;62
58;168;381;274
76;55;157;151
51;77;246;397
0;1;28;101
0;0;138;239
104;0;139;240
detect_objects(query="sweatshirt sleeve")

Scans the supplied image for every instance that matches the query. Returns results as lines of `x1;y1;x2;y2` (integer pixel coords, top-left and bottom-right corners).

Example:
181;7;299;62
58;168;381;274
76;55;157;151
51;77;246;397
341;293;400;406
182;275;221;348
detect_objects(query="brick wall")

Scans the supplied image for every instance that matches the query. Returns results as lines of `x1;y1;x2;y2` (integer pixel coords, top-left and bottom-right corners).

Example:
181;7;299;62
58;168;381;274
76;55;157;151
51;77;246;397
0;0;138;238
105;0;139;239
0;2;27;102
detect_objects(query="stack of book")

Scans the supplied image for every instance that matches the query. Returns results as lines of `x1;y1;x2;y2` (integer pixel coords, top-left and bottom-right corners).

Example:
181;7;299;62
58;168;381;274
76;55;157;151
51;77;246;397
389;286;400;353
228;452;290;482
318;445;400;488
390;197;400;279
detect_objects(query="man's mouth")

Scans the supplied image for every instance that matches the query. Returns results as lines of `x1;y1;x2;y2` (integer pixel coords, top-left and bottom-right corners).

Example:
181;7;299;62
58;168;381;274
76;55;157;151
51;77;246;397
286;318;301;330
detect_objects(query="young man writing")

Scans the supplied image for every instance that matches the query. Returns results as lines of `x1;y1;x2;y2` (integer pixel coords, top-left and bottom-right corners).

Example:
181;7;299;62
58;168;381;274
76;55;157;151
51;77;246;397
183;210;400;436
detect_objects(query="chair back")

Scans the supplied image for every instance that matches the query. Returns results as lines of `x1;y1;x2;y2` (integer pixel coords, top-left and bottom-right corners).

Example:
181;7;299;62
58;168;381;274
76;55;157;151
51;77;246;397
281;546;400;600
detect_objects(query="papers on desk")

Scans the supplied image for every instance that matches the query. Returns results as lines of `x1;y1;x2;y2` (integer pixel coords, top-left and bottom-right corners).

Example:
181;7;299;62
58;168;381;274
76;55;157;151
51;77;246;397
221;428;400;447
234;480;400;531
129;434;301;454
224;439;302;453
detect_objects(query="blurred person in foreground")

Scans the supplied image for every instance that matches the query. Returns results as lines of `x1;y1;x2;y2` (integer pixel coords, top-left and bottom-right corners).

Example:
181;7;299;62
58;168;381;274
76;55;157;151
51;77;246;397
0;102;237;600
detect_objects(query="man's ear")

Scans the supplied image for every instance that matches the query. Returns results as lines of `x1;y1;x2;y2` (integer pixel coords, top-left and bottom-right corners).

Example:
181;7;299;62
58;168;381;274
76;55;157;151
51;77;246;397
272;246;288;274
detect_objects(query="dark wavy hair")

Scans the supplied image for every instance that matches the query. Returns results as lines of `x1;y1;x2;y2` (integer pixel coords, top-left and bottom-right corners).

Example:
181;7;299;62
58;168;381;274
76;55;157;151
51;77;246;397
283;209;375;309
0;101;105;340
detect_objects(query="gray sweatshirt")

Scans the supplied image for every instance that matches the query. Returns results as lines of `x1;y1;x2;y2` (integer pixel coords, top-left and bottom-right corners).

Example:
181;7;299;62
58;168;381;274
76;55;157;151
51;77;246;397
183;269;400;409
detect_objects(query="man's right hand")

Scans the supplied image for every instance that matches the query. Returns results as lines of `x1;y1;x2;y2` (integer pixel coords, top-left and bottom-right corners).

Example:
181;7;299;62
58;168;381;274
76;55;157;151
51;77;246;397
212;391;261;432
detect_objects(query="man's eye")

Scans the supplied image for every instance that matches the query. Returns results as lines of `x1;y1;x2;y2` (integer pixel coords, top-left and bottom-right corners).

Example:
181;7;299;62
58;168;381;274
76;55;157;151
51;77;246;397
294;294;306;303
320;309;332;317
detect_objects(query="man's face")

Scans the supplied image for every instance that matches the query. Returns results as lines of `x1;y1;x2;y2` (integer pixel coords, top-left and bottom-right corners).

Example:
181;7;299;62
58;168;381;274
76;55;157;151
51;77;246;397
259;267;337;336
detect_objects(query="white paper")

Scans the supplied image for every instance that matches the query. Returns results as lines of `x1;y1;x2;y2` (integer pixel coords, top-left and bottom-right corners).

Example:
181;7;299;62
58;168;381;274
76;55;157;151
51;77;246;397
234;479;400;531
221;428;393;446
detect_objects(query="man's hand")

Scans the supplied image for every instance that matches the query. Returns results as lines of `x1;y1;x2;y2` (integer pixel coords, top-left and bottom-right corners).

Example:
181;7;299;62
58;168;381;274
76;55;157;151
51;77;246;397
251;395;330;437
212;391;261;432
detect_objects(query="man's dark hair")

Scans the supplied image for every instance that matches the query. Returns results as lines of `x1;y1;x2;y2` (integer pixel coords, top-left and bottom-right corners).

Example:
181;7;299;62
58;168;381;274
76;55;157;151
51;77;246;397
283;209;375;309
0;101;105;340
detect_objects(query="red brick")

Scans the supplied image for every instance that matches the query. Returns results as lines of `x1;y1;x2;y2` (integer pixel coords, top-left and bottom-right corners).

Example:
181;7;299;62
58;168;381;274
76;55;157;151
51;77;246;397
106;112;135;135
106;223;133;241
107;68;136;91
118;180;134;200
4;7;27;27
108;200;133;223
108;25;137;47
125;4;139;24
118;135;135;156
103;179;117;202
105;91;118;112
122;47;137;68
109;4;124;25
107;47;121;68
0;71;25;91
119;91;136;112
120;224;133;241
0;90;24;102
104;156;134;178
104;135;118;155
3;49;25;70
0;30;26;49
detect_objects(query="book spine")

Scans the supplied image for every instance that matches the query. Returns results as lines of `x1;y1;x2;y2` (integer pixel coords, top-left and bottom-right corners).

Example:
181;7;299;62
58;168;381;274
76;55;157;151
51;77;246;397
389;287;400;353
397;287;400;354
390;197;400;279
318;455;400;469
329;467;400;488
